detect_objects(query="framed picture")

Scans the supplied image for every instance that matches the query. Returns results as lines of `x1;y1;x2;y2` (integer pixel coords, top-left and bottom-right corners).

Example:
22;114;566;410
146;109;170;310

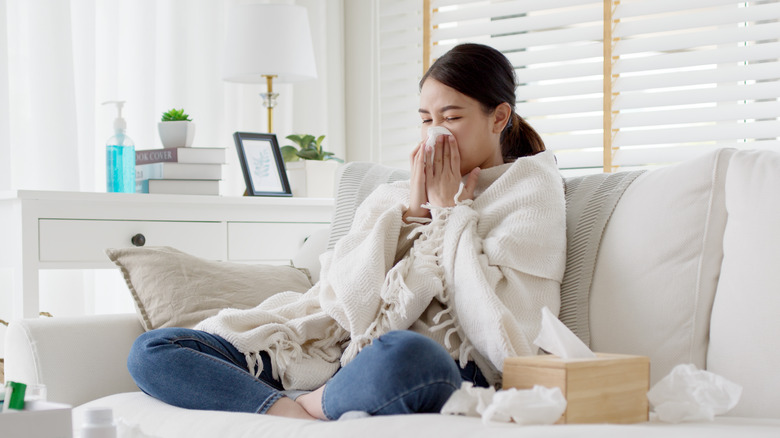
233;132;292;197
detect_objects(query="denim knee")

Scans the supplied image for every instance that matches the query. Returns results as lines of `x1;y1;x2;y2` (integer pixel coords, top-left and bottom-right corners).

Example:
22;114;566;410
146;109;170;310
127;329;170;389
128;329;155;377
127;328;179;385
374;331;462;385
322;330;462;418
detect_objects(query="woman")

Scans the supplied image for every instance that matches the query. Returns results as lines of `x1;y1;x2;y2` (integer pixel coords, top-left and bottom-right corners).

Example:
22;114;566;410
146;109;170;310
127;43;566;420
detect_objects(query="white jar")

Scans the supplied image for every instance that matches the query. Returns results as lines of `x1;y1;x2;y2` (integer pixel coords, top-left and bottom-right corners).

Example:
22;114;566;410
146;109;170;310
81;407;117;438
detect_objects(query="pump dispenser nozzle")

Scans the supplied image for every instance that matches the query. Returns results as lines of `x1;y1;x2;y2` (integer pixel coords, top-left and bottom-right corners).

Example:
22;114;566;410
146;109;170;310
102;100;127;132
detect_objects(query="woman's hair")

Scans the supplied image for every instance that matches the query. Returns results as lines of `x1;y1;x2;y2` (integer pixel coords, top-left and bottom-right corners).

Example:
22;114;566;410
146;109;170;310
419;43;545;160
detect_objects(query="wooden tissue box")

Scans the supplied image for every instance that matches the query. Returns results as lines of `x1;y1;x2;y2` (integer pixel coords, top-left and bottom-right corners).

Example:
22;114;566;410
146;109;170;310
503;353;650;424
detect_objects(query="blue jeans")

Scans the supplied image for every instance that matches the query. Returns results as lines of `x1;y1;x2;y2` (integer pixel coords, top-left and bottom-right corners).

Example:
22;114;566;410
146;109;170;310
128;328;488;419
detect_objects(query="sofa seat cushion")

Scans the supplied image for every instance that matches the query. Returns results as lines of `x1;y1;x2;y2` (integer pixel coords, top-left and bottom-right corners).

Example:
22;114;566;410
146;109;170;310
75;392;780;438
707;149;780;418
589;148;734;385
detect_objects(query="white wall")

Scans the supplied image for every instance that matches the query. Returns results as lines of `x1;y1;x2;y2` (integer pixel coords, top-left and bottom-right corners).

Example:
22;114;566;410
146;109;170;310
343;0;380;163
294;0;346;162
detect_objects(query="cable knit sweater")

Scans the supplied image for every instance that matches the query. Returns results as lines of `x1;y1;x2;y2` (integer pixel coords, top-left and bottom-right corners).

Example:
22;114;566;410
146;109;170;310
196;150;566;390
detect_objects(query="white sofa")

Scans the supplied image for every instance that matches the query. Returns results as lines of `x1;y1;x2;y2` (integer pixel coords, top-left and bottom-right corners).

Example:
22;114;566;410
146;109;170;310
6;148;780;437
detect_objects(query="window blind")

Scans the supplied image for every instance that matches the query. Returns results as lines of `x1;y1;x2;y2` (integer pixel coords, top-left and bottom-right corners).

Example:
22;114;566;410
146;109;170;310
375;0;780;173
609;0;780;170
377;0;424;169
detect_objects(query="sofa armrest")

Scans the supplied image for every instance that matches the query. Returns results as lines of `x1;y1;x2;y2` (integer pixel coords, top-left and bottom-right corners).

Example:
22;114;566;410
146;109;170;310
4;313;144;407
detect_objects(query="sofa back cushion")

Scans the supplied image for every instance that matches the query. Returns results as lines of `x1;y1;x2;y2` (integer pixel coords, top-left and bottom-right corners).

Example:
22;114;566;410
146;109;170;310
559;170;645;346
326;162;410;251
707;149;780;418
589;148;734;385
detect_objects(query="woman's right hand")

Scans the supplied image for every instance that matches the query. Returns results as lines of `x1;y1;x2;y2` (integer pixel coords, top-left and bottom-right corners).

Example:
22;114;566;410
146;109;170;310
403;141;431;223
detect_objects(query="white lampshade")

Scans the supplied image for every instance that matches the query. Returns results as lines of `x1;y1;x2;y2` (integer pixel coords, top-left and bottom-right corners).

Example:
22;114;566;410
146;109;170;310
222;3;317;83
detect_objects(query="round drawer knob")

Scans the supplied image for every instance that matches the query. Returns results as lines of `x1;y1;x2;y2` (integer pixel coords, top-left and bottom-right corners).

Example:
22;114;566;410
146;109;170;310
131;233;146;247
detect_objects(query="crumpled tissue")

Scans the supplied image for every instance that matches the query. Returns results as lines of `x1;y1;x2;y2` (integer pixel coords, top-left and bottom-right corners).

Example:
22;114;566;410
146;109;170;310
425;126;452;162
647;363;742;423
426;126;452;147
441;382;567;425
533;306;596;359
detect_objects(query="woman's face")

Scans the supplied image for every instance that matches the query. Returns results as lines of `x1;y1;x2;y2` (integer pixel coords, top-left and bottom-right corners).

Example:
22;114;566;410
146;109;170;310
418;78;506;175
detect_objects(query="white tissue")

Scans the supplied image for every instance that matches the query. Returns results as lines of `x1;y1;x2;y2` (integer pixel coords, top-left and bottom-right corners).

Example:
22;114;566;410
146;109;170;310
441;382;567;425
426;126;452;147
647;364;742;423
425;126;452;162
440;382;496;418
482;386;567;425
533;306;596;359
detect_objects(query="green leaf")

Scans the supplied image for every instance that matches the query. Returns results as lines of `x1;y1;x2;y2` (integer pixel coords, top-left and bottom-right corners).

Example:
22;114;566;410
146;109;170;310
296;149;320;160
161;107;192;122
280;145;300;162
282;133;342;161
301;135;315;147
285;134;306;147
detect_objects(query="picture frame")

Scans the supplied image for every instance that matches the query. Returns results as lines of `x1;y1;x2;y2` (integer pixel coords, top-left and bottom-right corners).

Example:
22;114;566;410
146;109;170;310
233;132;292;197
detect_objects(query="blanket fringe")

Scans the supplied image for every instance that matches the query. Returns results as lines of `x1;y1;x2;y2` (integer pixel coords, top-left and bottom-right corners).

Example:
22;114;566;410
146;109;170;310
417;204;473;363
244;336;306;382
245;352;262;378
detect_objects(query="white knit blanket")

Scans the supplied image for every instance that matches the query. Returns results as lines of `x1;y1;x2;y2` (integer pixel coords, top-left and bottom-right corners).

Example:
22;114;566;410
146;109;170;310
196;150;566;390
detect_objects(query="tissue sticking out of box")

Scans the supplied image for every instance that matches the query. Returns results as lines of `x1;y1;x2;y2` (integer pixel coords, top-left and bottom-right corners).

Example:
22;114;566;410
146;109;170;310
647;364;742;423
425;126;453;162
533;306;596;359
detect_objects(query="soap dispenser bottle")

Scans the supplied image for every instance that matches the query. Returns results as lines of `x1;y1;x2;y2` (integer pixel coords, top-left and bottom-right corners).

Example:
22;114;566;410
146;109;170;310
103;101;135;193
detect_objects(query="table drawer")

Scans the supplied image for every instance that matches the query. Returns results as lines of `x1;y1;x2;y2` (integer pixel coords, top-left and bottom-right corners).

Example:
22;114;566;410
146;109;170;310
228;222;330;262
39;219;225;262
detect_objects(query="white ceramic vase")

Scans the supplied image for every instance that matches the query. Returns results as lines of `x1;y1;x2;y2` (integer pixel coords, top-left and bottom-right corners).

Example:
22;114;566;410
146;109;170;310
158;120;196;148
285;160;341;197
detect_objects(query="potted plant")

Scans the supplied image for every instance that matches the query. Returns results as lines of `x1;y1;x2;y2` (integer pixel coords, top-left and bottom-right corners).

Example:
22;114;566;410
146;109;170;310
281;134;343;197
158;108;195;148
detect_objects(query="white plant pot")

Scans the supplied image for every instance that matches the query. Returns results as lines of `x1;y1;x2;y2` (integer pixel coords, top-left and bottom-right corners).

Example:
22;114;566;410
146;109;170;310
285;160;341;197
158;120;196;148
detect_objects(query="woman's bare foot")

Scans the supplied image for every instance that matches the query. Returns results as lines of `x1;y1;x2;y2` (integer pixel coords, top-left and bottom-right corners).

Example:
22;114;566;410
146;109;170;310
266;396;317;420
296;385;327;420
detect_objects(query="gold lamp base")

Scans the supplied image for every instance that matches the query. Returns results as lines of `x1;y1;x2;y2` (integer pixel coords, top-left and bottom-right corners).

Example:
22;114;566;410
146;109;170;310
260;75;278;133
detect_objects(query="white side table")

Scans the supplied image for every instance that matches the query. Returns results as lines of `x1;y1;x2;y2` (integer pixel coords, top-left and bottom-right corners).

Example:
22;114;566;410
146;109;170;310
0;190;334;321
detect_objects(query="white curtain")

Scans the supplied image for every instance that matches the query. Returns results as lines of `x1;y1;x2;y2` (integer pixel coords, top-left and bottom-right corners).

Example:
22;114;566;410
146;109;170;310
0;0;343;195
1;0;239;193
0;0;344;325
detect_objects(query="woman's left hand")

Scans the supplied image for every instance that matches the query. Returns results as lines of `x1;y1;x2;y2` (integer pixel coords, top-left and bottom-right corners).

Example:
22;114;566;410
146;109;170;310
425;135;480;207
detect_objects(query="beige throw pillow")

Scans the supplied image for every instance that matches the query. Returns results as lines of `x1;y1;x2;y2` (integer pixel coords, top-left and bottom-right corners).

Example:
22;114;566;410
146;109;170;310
106;246;312;331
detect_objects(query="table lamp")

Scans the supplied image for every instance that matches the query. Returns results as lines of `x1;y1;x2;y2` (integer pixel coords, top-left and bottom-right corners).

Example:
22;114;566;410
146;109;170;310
222;3;317;133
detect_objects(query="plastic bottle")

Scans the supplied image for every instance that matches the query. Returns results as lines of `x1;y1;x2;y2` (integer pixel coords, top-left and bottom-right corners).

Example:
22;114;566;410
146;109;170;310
103;101;135;193
80;407;117;438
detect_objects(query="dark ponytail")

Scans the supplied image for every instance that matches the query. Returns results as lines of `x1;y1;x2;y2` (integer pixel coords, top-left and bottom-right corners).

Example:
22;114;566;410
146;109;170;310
420;43;545;161
501;112;546;161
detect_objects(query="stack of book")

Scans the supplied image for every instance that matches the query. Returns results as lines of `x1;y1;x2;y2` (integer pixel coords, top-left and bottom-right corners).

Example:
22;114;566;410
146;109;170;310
135;147;226;195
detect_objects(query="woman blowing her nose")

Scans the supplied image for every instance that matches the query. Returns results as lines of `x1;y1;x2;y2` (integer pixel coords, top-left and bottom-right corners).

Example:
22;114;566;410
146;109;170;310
127;43;567;420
